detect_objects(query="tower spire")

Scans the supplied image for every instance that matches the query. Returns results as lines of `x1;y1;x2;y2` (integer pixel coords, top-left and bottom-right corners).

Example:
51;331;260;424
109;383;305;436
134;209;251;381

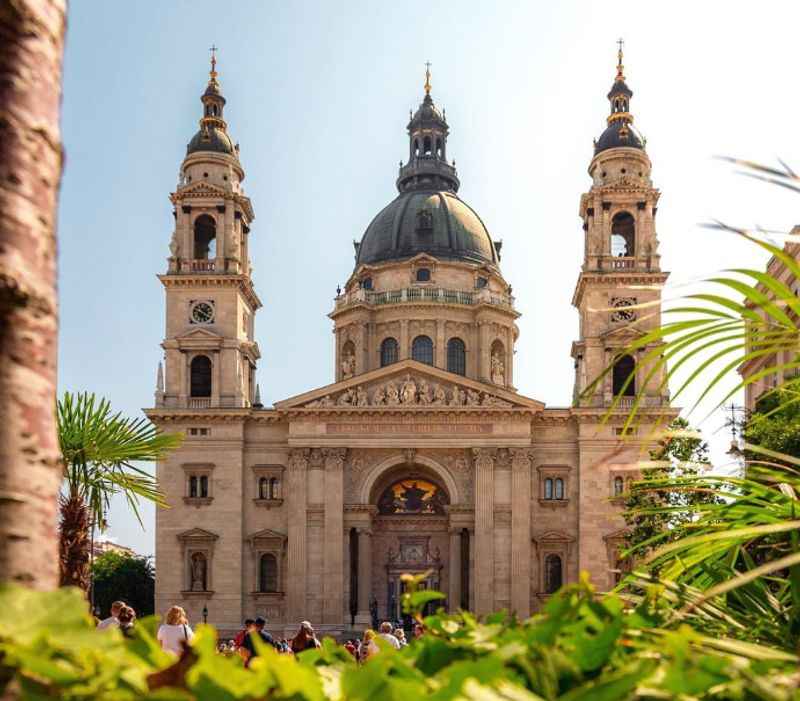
424;61;432;96
615;38;625;82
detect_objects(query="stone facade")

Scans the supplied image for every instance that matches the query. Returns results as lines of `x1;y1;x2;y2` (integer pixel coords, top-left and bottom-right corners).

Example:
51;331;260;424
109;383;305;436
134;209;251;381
147;53;677;636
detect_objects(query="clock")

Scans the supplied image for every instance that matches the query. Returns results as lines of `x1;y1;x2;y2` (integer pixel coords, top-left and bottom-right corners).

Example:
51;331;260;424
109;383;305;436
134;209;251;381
190;301;215;324
610;297;637;323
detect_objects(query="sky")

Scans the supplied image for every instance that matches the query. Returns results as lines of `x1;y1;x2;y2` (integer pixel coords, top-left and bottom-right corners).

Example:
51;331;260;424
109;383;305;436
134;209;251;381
59;1;800;556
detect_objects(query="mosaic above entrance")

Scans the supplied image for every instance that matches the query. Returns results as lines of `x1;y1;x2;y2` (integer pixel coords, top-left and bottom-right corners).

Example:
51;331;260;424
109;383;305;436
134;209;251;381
378;479;448;515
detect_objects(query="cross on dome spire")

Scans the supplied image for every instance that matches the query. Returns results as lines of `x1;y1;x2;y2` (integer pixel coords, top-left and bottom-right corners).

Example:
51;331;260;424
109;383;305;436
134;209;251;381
616;38;625;82
208;44;219;89
424;61;432;95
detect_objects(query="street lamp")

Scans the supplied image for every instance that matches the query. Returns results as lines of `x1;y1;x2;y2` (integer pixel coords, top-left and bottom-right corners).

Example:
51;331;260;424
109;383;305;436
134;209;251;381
202;605;208;624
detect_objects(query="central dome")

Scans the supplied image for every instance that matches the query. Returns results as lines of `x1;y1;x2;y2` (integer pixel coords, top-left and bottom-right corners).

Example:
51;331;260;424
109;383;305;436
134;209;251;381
355;189;498;267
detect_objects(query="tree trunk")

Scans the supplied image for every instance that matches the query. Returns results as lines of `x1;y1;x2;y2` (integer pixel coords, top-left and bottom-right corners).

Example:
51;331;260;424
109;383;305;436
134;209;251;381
0;0;67;589
59;494;91;590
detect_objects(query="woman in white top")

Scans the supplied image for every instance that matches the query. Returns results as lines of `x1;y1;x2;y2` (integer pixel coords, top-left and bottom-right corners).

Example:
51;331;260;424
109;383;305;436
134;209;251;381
157;605;194;655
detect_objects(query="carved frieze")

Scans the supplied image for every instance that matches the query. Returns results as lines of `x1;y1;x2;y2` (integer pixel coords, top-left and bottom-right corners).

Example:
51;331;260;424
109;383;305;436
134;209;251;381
304;373;513;409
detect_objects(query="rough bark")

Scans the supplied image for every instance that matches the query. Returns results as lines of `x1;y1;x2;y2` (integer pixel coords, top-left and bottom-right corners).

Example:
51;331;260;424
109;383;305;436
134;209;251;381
0;0;67;589
58;494;90;590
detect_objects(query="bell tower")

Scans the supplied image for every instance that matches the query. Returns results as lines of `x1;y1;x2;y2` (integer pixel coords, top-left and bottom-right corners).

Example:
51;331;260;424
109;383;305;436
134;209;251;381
572;43;669;408
155;50;261;410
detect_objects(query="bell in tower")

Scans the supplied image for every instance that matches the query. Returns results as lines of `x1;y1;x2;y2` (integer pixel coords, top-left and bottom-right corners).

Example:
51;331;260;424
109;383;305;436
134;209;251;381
157;49;261;410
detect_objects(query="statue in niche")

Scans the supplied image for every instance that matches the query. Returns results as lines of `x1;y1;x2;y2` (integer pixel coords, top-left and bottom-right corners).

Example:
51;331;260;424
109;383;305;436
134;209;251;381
318;395;334;407
400;375;417;404
190;552;207;591
466;389;481;406
168;229;179;258
337;387;355;406
449;385;466;406
491;351;505;385
385;381;400;406
373;385;387;406
432;384;447;406
356;385;369;406
418;378;432;405
341;345;356;379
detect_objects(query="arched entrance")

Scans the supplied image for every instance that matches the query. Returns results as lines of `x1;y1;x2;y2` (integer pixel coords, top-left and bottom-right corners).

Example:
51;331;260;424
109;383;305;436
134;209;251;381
369;466;451;625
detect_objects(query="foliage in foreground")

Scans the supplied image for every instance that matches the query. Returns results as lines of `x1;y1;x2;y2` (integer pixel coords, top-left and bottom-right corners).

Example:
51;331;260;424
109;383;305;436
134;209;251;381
92;550;156;618
58;392;181;590
0;579;798;701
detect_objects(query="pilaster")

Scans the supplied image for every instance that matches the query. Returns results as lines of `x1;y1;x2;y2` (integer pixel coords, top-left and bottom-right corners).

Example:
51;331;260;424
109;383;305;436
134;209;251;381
323;448;346;625
510;448;533;618
286;449;309;622
472;448;495;615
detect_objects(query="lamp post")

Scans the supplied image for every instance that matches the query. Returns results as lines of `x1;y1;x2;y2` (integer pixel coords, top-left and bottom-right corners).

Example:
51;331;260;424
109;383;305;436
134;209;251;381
202;605;208;625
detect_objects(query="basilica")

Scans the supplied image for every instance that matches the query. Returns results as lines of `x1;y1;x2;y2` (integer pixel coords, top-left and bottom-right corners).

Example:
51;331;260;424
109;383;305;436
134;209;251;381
147;47;675;637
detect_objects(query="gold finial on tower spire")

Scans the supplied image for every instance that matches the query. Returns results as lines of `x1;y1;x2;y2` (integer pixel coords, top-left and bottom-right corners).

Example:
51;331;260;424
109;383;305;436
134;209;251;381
209;44;219;86
424;61;432;95
615;38;625;82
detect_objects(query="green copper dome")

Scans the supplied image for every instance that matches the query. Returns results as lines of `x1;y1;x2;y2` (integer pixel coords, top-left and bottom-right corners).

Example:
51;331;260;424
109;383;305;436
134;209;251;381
355;190;498;267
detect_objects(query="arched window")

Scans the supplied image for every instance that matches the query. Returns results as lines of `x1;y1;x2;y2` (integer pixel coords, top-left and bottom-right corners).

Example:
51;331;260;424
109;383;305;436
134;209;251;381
199;476;208;498
544;478;553;500
362;277;373;290
189;476;198;498
612;354;636;397
610;212;635;257
554;478;564;500
259;553;278;593
380;338;398;367
416;268;431;282
435;138;443;158
613;476;624;497
258;477;269;500
545;554;563;594
193;214;217;260
447;338;466;376
412;335;434;365
190;355;212;397
423;136;432;156
269;477;280;500
413;139;420;157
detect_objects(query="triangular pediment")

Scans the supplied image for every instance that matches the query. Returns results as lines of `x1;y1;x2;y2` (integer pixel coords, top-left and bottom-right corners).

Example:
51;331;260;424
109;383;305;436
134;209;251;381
246;528;287;545
275;359;544;411
177;527;219;542
172;327;224;351
177;181;228;199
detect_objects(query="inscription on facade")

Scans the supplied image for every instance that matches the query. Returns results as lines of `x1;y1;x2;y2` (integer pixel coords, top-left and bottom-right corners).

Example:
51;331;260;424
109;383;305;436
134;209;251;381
327;422;492;435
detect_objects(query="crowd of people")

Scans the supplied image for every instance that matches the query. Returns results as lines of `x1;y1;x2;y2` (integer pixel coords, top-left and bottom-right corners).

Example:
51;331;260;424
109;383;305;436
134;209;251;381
96;601;424;665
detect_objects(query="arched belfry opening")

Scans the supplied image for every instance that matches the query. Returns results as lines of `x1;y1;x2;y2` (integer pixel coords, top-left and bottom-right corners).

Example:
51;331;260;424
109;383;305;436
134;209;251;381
190;355;212;397
610;212;635;257
193;214;217;260
612;354;636;397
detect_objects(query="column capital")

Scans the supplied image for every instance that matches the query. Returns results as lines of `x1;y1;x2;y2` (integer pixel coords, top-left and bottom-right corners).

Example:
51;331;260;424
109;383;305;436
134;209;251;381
471;447;497;464
509;448;535;466
356;526;373;536
323;447;347;469
288;448;310;470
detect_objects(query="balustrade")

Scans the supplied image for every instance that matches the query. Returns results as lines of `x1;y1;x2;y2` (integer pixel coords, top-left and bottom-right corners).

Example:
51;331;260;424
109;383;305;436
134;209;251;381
333;286;513;311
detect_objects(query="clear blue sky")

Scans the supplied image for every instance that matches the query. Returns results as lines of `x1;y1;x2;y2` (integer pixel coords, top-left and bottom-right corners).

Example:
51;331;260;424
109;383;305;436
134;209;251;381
59;1;800;556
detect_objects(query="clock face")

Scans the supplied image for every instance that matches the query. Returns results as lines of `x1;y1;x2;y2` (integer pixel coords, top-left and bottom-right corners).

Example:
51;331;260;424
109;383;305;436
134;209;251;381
191;301;215;324
610;297;637;323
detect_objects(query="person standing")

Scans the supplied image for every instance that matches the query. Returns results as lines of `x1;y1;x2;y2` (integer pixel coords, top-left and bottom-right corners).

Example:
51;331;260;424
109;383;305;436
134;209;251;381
233;619;254;650
377;621;401;649
97;601;126;630
289;621;321;654
360;629;379;662
393;628;408;647
117;605;136;638
240;616;277;667
157;606;194;655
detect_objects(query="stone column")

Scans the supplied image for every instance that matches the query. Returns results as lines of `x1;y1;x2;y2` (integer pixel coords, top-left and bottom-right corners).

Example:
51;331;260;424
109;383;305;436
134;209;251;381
355;527;372;625
436;320;446;370
478;322;490;382
212;350;221;407
286;449;309;623
323;449;346;625
448;527;461;613
472;448;495;615
221;200;233;265
400;320;409;360
178;350;187;405
359;323;368;376
510;449;533;618
506;328;514;388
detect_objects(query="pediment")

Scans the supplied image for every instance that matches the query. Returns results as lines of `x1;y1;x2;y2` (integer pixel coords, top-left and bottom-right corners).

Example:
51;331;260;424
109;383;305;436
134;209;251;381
246;528;287;545
177;527;219;542
532;530;575;545
274;359;544;411
174;327;224;350
178;181;228;199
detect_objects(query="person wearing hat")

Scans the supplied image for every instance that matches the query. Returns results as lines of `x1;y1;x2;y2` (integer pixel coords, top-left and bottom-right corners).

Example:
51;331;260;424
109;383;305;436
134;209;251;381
240;616;277;666
290;620;321;654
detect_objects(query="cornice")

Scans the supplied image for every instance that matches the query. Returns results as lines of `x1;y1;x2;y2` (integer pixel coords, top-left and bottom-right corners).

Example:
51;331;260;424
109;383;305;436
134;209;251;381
571;270;669;308
158;273;262;311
